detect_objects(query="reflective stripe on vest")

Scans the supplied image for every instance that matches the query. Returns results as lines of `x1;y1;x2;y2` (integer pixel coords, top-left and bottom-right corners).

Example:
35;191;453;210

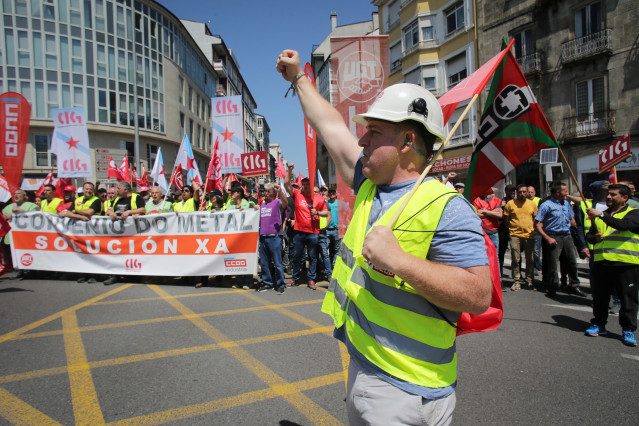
74;196;99;211
322;178;460;388
592;207;639;264
41;198;63;213
580;200;594;250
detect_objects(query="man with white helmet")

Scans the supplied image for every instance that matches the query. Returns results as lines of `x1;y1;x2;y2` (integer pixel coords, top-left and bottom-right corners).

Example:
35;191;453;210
277;50;491;424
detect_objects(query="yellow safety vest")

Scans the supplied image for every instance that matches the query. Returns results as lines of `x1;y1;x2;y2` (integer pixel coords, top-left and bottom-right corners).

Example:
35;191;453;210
580;200;594;250
174;197;196;212
41;198;63;213
592;207;639;264
321;178;460;388
74;196;99;211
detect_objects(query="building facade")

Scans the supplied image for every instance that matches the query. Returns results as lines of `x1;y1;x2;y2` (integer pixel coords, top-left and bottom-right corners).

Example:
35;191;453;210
0;0;263;189
477;0;639;195
374;0;481;180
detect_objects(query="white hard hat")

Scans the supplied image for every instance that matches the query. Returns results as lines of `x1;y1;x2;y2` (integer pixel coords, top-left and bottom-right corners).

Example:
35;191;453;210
353;83;445;141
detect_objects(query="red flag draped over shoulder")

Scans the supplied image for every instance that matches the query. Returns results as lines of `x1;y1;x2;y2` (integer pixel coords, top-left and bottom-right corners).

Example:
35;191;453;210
464;45;559;201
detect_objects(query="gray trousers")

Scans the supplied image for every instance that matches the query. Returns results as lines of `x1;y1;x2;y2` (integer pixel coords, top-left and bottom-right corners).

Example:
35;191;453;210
346;358;456;426
542;234;580;292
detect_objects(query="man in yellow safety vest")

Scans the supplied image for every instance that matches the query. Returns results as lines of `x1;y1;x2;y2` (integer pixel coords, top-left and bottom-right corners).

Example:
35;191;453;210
277;49;491;424
585;184;639;347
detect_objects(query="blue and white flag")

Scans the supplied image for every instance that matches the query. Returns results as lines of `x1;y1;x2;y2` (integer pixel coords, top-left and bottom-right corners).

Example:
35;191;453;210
174;134;202;186
50;107;92;177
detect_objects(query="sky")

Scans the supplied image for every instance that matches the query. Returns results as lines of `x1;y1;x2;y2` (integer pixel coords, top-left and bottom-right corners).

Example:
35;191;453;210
156;0;378;176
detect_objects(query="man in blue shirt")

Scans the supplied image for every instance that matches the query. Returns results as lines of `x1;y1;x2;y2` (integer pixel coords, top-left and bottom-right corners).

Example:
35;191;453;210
534;182;584;297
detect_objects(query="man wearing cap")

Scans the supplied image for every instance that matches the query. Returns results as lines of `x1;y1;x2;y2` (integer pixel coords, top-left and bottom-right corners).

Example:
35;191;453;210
40;184;63;214
277;50;490;424
56;184;77;213
145;186;173;214
283;165;329;290
454;182;465;194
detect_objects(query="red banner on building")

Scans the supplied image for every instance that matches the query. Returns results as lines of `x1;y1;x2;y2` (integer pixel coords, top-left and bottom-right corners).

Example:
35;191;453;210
330;36;389;237
0;92;31;191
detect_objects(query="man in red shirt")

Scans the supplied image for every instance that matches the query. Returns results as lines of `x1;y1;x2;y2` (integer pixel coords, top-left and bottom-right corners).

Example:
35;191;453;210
284;164;329;290
473;188;503;262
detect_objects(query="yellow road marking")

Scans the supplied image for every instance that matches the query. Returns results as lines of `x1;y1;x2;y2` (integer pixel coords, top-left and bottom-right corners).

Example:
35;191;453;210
61;312;105;425
0;325;333;385
0;284;133;344
108;371;345;426
0;386;63;425
148;285;343;426
14;299;322;341
92;288;240;305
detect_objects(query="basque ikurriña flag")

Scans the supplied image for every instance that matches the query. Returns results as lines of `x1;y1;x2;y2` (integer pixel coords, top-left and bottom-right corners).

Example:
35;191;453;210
464;47;559;201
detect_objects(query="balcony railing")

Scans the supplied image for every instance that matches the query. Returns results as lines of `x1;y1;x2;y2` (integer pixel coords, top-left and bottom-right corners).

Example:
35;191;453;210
402;40;438;58
563;110;615;139
213;59;227;78
561;29;612;63
517;52;540;75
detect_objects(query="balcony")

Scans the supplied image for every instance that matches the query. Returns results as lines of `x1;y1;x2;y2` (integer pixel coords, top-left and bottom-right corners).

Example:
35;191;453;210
561;29;612;63
213;59;227;78
563;110;615;139
517;52;541;75
402;40;438;58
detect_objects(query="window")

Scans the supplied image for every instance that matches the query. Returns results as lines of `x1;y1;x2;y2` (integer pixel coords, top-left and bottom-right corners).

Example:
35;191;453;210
446;2;465;35
446;53;467;89
449;118;470;141
575;2;601;38
403;21;419;51
424;77;436;90
576;77;604;120
35;135;56;167
513;28;534;58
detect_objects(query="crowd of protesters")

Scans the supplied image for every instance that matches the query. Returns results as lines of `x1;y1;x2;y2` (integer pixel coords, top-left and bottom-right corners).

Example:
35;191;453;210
1;170;342;295
453;175;639;347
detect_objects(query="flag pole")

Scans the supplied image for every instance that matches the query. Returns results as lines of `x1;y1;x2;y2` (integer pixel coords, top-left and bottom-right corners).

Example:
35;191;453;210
557;146;587;200
389;94;480;227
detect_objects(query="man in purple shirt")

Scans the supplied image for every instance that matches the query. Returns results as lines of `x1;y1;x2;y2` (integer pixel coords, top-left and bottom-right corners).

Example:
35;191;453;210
256;182;289;294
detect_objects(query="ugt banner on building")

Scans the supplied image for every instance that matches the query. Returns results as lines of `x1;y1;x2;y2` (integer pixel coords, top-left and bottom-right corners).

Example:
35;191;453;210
330;35;389;237
212;96;244;174
10;210;259;276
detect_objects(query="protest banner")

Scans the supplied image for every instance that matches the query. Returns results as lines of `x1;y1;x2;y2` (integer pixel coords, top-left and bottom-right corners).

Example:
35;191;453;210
212;96;244;174
10;210;259;276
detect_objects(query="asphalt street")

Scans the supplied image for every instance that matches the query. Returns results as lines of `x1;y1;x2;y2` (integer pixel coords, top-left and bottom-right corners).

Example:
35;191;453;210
0;256;637;425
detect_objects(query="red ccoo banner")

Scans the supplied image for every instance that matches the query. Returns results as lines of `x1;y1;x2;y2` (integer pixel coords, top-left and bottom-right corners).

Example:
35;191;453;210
0;92;31;191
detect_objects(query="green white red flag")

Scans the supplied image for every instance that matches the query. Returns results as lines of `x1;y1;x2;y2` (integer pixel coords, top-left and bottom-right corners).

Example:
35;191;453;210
464;48;559;201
